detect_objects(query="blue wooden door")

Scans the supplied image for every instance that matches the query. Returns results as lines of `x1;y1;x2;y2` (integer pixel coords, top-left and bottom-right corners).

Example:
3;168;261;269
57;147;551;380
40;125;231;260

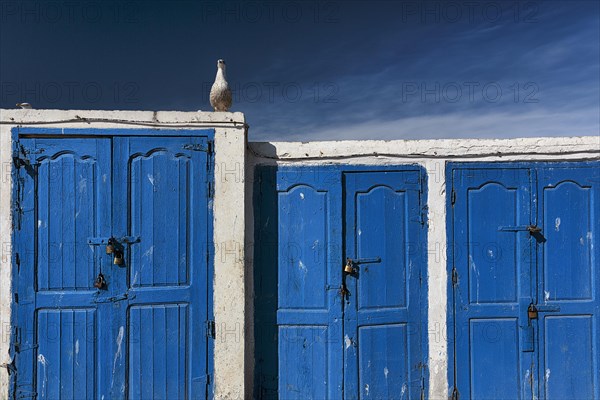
450;167;535;399
343;171;426;399
13;138;113;400
12;133;212;399
276;168;344;399
449;162;600;400
275;167;427;399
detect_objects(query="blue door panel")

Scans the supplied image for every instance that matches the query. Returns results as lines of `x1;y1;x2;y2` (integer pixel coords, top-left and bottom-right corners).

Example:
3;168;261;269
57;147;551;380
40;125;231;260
36;147;105;291
544;316;594;398
542;180;593;300
466;183;521;304
278;325;330;400
128;304;189;399
469;318;520;399
36;309;96;399
278;185;329;310
356;187;408;309
13;133;212;400
128;147;194;287
357;324;410;399
450;162;600;400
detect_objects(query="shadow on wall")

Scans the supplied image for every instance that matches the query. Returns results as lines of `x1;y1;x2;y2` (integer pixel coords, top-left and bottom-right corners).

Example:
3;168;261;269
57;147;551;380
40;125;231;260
253;165;279;399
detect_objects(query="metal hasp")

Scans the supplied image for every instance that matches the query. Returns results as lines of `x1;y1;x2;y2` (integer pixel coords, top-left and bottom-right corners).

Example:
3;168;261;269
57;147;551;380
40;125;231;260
344;257;382;275
497;224;542;233
528;303;561;320
89;236;140;266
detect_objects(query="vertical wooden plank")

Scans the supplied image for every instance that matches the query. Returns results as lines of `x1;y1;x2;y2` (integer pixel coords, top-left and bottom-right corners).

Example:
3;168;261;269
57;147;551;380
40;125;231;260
37;158;50;291
128;307;142;400
165;305;179;398
153;306;167;399
140;306;154;398
59;310;74;399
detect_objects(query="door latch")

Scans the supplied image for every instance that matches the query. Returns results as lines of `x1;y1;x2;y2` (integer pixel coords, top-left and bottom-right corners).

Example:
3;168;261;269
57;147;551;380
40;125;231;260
528;303;561;320
498;225;542;234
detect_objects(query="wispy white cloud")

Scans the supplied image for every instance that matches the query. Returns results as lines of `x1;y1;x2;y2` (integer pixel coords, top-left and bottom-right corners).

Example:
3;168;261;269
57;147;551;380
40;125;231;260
252;107;600;141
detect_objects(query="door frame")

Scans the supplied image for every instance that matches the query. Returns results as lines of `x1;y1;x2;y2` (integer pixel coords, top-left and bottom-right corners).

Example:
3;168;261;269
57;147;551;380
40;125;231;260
445;160;600;399
269;164;429;398
9;127;215;399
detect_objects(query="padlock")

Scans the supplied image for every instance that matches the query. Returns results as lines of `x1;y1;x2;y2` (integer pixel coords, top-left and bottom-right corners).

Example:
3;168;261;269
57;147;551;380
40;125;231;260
528;303;538;320
94;272;106;289
344;259;355;274
113;251;124;265
106;238;115;254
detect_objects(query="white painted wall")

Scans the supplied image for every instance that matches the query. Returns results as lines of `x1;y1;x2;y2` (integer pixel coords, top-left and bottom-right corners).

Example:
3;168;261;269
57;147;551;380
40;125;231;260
247;136;600;399
0;109;250;400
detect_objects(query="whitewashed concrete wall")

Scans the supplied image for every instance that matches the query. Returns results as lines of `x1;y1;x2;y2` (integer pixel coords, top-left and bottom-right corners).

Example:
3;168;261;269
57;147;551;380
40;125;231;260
0;109;251;399
247;136;600;400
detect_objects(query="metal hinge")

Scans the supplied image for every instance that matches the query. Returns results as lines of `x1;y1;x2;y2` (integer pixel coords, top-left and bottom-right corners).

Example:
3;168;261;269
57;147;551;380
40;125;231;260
0;359;16;375
12;327;20;353
451;189;456;205
206;320;216;339
13;177;24;230
208;181;214;198
15;252;20;274
12;142;30;168
12;143;42;168
183;141;213;153
451;267;458;286
420;205;428;225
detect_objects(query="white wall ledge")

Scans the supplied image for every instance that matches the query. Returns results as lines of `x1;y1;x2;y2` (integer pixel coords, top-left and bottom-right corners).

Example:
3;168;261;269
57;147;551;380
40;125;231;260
0;109;245;126
250;136;599;161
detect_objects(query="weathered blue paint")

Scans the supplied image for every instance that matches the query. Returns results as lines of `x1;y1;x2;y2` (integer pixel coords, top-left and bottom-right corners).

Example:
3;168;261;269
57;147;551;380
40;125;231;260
11;129;214;399
448;161;600;400
257;165;428;399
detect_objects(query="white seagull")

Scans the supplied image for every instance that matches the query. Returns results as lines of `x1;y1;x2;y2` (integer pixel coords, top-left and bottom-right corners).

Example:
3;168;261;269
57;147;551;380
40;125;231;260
209;59;232;112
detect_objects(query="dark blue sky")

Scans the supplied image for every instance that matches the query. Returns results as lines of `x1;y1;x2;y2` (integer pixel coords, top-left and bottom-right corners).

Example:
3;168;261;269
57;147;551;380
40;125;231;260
1;0;599;140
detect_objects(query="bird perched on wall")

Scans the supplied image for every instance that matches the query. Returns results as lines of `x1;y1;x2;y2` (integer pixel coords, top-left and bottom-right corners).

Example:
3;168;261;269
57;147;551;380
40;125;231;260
16;102;32;109
209;59;232;112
